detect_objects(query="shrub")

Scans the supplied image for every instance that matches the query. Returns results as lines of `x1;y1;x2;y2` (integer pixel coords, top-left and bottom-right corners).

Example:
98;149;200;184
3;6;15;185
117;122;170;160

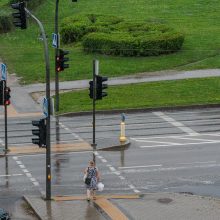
60;14;123;44
61;14;184;57
82;26;184;56
0;5;13;34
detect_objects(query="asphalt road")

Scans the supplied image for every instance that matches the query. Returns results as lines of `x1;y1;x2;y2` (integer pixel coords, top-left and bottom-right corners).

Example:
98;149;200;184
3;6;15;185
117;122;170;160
1;107;220;218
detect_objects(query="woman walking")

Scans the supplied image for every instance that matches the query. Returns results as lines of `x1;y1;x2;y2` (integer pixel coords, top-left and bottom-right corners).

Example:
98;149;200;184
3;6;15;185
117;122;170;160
84;160;100;201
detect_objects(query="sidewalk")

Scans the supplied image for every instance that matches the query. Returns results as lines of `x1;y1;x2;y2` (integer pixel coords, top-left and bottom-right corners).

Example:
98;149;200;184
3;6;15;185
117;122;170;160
23;69;220;93
2;68;220;114
25;192;220;220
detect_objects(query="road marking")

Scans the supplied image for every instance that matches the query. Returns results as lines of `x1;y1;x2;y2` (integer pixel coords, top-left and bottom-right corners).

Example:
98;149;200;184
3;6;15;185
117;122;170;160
177;136;218;143
178;177;214;185
140;140;220;148
95;152;141;193
131;139;182;145
177;161;216;165
12;156;44;196
58;121;84;141
153;111;199;135
0;174;23;177
120;163;220;174
119;165;162;169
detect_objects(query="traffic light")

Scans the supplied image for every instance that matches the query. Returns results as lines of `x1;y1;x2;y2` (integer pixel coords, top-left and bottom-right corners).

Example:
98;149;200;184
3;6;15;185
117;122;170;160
56;49;69;72
32;119;47;148
11;2;27;29
89;80;94;99
4;87;11;106
0;81;5;105
96;75;108;100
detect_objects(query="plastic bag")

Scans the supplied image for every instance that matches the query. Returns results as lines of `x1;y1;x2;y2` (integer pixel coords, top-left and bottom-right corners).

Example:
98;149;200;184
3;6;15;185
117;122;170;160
97;182;104;191
83;174;87;182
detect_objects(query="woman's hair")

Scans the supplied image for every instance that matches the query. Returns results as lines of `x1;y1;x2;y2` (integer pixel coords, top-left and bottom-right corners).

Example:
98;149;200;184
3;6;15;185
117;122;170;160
89;160;95;166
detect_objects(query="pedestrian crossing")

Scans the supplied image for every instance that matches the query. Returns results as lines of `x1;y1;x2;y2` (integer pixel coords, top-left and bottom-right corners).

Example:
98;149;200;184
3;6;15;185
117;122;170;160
131;133;220;148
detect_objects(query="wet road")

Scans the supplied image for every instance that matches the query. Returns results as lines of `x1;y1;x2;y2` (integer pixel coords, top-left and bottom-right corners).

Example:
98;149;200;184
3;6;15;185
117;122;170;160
1;107;220;216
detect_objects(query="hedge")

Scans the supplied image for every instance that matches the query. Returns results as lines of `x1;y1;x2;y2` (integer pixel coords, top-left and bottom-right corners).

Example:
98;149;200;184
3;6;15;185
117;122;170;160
60;14;123;44
61;14;184;57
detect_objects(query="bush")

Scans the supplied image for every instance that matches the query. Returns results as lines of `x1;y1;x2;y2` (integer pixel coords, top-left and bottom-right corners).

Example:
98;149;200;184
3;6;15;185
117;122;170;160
0;14;12;33
60;14;123;44
82;26;184;56
61;14;184;57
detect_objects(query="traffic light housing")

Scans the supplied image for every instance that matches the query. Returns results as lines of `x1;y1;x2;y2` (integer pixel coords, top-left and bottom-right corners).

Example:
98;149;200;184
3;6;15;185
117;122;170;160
0;81;5;105
89;80;94;99
96;75;108;100
4;87;11;106
32;119;47;148
56;49;69;72
11;2;27;29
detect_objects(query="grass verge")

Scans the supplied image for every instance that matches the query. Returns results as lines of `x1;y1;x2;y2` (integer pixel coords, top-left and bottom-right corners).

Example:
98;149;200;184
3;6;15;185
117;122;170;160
57;77;220;114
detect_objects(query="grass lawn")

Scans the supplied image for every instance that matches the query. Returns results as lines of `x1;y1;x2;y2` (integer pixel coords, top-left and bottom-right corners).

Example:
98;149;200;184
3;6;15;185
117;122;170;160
1;0;220;84
57;77;220;114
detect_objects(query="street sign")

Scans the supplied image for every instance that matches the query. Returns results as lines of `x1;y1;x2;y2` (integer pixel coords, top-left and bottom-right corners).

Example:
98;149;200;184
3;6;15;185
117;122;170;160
42;97;48;117
1;64;7;81
52;33;59;48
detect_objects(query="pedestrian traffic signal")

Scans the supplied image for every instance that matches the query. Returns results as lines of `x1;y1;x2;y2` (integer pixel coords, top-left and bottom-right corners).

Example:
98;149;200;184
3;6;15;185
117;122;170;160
11;2;27;29
96;75;108;100
89;80;94;99
0;81;5;106
56;49;69;72
32;119;47;148
4;87;11;106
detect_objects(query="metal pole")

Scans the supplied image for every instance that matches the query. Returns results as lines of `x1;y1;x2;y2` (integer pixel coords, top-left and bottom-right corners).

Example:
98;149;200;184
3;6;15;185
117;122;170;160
25;8;51;200
4;105;7;152
92;60;98;162
55;0;59;112
4;81;8;153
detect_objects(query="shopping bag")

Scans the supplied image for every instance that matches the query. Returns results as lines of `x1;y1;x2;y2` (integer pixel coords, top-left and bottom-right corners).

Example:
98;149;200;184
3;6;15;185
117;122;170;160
97;182;104;191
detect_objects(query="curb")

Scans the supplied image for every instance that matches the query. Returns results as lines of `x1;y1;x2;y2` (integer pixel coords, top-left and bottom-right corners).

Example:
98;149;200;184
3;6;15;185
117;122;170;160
98;140;130;151
57;104;220;117
23;196;42;220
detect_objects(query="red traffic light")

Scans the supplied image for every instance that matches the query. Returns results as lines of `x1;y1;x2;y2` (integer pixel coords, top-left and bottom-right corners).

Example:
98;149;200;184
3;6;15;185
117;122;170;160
4;87;11;106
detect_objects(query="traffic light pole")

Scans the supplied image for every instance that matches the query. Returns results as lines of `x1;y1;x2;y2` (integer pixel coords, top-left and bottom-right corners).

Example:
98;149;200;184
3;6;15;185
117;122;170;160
55;0;59;113
92;60;98;163
25;8;51;200
4;81;8;153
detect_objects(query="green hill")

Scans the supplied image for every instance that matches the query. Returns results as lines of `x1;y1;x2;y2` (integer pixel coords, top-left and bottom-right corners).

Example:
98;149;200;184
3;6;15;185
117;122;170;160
1;0;220;84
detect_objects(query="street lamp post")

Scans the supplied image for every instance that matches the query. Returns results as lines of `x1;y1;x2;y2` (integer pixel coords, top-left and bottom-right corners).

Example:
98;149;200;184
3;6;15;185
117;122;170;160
25;8;51;200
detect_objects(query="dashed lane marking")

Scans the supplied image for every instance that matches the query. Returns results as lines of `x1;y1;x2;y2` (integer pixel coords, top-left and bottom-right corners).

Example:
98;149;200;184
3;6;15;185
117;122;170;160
58;121;83;141
12;156;45;196
95;151;141;194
